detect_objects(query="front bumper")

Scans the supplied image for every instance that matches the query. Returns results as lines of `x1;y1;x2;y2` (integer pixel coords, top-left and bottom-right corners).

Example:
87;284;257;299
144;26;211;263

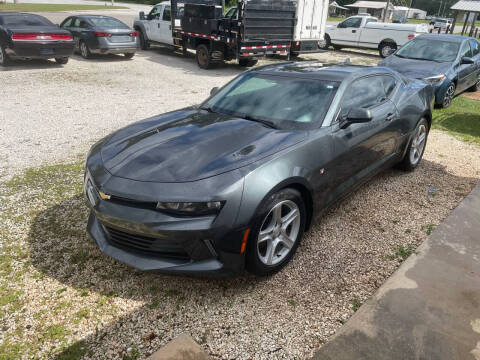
7;40;74;59
84;164;247;277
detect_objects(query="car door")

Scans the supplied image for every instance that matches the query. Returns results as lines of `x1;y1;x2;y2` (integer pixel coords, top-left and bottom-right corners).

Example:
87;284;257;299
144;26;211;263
331;17;362;46
327;75;399;203
158;4;173;45
62;17;80;49
456;40;476;92
145;5;163;42
469;39;480;86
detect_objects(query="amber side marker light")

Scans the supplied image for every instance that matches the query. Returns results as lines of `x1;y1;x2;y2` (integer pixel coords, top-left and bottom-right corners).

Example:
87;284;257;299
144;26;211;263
240;228;250;254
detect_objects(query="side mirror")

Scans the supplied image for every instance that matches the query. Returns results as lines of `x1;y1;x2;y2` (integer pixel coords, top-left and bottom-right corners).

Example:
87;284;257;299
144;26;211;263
338;23;345;28
340;108;372;128
461;56;474;65
139;11;146;20
210;87;220;96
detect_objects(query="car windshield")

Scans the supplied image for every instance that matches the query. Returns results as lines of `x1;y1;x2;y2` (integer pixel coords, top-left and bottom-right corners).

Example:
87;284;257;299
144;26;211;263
1;14;53;26
88;17;128;28
202;73;339;130
396;38;459;62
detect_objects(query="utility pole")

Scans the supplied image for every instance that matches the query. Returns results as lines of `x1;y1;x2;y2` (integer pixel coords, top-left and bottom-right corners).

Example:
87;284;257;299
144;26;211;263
383;0;391;22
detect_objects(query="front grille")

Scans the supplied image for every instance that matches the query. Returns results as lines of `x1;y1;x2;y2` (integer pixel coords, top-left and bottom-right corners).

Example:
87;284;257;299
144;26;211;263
105;226;189;260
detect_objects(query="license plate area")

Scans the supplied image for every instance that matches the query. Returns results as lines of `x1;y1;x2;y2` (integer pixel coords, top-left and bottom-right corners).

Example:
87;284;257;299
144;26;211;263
40;48;54;55
110;36;131;43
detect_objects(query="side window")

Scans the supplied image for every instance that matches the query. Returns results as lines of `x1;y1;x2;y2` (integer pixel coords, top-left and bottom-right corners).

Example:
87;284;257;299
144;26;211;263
339;17;362;28
340;76;387;118
163;5;171;21
149;6;161;19
79;19;89;28
61;17;73;28
381;76;397;98
366;18;377;24
459;41;473;58
470;39;479;56
72;18;80;27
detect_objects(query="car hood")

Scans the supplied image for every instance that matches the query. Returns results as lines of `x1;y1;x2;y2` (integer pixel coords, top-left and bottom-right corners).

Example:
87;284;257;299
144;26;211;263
100;108;306;183
380;55;453;79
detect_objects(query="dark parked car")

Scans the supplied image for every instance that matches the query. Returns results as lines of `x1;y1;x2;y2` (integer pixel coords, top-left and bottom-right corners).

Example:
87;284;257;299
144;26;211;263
0;12;74;66
85;62;434;277
60;15;137;59
380;34;480;108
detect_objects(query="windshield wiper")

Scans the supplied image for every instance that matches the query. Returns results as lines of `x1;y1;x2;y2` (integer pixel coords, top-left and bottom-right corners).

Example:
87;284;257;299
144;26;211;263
239;113;278;129
199;105;216;113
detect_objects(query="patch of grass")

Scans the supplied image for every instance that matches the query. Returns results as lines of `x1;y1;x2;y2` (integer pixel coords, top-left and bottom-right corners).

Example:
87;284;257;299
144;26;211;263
389;244;416;261
0;3;127;12
56;340;88;360
405;228;412;234
287;299;297;307
0;286;23;310
351;296;362;312
433;97;480;146
164;289;180;297
423;224;436;235
123;348;140;360
42;324;69;342
0;339;23;360
74;309;90;323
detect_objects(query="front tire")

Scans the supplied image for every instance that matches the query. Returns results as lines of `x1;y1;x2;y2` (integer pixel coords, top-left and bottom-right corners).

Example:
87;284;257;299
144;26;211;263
246;188;306;276
0;45;10;67
79;41;91;59
55;57;69;65
138;30;150;50
238;58;258;67
398;118;429;171
379;42;397;58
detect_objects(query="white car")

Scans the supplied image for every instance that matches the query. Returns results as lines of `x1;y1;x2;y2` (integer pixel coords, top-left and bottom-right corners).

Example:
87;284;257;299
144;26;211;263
322;15;429;57
433;18;452;30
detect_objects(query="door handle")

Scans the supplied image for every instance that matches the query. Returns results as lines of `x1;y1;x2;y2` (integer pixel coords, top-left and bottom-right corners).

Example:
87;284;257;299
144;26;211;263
386;113;395;121
352;29;356;33
158;23;160;28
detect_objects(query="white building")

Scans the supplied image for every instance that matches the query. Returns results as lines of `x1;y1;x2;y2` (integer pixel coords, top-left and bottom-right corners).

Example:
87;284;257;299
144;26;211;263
345;1;395;20
393;6;427;19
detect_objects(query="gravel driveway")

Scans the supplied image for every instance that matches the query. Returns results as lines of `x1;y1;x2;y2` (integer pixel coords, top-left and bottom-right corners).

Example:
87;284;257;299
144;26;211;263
1;44;479;360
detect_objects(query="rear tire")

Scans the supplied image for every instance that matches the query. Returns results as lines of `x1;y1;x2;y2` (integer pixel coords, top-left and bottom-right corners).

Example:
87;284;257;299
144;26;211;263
468;74;480;92
246;188;306;276
440;82;455;108
379;42;397;58
138;30;150;50
0;45;10;67
196;44;211;69
79;41;91;59
397;118;429;172
55;57;69;65
238;58;258;67
124;53;135;59
333;44;342;51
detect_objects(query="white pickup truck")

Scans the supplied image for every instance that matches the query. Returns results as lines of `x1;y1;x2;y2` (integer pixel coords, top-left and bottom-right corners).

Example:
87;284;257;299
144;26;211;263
322;15;429;57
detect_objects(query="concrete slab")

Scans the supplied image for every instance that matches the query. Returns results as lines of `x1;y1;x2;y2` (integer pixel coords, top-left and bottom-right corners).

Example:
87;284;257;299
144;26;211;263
147;334;211;360
313;182;480;360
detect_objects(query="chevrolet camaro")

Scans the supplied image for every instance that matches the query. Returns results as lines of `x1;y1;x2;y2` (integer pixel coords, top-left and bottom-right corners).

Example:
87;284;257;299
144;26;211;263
85;62;434;277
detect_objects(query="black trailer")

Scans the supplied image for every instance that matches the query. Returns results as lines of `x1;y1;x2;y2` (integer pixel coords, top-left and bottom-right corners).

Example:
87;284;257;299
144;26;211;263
170;0;297;69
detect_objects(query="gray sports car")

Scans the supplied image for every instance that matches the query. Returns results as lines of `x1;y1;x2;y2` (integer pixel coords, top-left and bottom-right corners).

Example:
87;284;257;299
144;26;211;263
85;62;434;277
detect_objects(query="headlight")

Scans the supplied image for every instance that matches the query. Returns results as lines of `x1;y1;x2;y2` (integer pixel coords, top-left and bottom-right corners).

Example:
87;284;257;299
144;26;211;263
424;74;446;84
156;201;224;215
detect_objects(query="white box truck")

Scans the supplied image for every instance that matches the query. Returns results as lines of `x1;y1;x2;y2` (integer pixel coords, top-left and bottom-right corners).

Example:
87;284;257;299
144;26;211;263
290;0;330;56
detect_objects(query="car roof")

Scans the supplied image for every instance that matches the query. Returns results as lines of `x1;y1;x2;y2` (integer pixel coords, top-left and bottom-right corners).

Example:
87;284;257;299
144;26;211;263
252;61;397;82
0;12;45;16
75;15;117;19
417;33;472;42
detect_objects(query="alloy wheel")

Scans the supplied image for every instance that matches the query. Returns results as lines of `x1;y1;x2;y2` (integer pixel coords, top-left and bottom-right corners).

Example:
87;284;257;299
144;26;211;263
80;42;89;58
257;200;301;266
443;83;455;108
409;124;427;165
0;46;5;65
